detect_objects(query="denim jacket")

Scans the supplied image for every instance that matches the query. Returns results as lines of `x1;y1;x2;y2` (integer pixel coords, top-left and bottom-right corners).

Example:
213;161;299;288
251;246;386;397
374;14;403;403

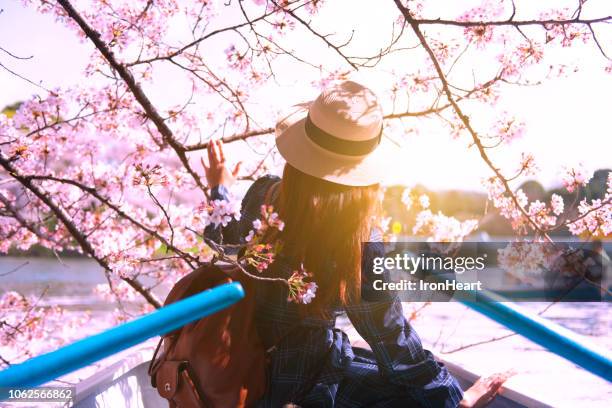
205;175;463;407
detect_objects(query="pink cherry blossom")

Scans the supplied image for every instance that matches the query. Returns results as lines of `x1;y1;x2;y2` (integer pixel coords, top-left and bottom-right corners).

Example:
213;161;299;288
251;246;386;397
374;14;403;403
242;205;286;272
561;164;592;193
1;291;91;366
287;267;318;304
550;194;564;216
518;153;538;177
497;241;560;281
244;243;276;272
418;194;430;209
492;114;526;144
205;198;242;227
412;209;478;242
2;0;610;365
401;188;413;210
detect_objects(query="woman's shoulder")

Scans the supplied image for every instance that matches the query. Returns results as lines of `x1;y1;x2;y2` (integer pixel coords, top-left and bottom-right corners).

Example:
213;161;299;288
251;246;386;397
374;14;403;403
240;174;281;220
243;174;281;204
251;174;281;191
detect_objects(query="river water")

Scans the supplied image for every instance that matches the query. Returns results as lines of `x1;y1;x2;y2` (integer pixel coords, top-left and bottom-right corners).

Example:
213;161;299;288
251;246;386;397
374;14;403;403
1;256;611;407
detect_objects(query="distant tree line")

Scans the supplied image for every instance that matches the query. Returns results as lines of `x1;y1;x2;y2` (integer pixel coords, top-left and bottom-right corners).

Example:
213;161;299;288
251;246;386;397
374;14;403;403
383;169;611;237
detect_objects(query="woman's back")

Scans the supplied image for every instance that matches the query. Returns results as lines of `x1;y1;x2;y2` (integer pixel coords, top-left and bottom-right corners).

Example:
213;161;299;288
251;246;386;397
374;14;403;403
200;81;502;407
205;173;464;407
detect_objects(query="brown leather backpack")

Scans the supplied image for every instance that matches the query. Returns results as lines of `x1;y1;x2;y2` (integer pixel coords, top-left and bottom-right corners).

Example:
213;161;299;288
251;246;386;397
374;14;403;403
148;182;280;407
148;264;267;407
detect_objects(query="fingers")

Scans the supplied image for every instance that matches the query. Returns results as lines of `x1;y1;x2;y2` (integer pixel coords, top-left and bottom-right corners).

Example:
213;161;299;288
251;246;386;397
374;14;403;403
206;139;225;166
489;369;516;387
211;140;220;163
464;370;516;408
478;369;515;388
232;161;242;177
481;371;515;399
207;140;215;166
210;139;223;164
205;139;236;183
217;139;226;162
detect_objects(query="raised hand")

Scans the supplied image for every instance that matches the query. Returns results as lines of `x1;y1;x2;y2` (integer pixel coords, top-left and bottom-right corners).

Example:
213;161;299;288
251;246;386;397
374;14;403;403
201;139;241;189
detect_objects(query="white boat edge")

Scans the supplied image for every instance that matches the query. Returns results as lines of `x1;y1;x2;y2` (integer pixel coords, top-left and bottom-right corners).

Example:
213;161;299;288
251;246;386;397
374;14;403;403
65;340;552;408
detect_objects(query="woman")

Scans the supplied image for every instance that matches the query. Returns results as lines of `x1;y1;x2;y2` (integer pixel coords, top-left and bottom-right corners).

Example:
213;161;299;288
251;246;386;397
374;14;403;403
204;81;506;407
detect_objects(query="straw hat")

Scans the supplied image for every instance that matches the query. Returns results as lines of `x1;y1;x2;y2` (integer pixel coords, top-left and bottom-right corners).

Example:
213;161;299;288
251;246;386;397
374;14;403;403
275;81;392;186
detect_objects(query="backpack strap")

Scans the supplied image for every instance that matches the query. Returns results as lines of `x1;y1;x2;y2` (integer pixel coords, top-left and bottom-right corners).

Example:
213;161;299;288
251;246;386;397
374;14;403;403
147;336;164;386
149;180;285;390
263;180;281;207
148;333;179;387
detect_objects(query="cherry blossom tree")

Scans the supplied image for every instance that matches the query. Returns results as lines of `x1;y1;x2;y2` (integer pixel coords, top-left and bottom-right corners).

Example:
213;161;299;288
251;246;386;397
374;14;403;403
1;0;611;365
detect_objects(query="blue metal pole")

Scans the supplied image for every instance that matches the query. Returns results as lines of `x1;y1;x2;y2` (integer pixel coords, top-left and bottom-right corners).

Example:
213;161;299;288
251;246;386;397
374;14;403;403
0;282;244;392
459;290;612;382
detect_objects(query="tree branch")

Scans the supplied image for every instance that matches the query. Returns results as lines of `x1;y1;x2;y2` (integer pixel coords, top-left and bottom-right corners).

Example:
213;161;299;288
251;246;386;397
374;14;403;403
413;15;611;28
23;174;199;267
271;0;358;69
183;94;498;152
0;152;162;308
56;0;210;198
393;0;550;237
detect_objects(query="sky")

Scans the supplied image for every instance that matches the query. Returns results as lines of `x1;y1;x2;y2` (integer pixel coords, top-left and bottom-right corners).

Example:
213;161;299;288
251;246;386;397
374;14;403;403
0;0;611;192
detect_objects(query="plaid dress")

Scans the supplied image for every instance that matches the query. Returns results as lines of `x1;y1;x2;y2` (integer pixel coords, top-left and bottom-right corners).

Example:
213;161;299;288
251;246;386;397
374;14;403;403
205;175;463;408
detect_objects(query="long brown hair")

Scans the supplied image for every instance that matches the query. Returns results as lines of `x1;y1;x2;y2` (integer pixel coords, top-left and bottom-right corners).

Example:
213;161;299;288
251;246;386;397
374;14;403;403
272;164;380;309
